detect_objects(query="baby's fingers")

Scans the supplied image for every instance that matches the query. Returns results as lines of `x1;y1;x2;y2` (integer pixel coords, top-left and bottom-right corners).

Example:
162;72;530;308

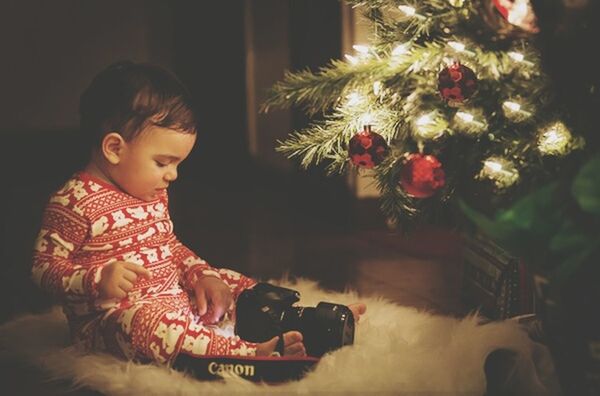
123;262;152;280
118;278;134;292
196;291;208;316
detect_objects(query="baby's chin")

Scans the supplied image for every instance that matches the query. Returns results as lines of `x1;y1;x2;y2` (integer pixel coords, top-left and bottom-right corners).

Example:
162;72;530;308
131;191;162;202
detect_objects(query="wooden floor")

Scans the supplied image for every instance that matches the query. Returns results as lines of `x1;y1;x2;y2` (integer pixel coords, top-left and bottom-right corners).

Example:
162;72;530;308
2;165;467;395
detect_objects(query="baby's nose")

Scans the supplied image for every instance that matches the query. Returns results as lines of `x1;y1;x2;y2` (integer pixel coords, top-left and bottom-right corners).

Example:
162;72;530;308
165;168;177;181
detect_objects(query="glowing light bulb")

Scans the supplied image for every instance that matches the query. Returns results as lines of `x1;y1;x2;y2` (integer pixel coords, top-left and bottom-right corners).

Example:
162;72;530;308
453;109;487;136
455;111;474;123
373;81;382;96
353;44;370;54
502;100;532;122
416;113;433;127
413;112;447;140
359;112;376;126
344;54;358;65
392;43;410;57
484;160;503;173
398;5;416;16
478;156;520;189
503;101;521;112
346;92;364;107
508;51;525;62
538;121;573;156
448;41;466;52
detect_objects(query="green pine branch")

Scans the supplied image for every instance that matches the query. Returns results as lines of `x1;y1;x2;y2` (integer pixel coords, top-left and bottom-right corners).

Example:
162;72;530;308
263;0;582;230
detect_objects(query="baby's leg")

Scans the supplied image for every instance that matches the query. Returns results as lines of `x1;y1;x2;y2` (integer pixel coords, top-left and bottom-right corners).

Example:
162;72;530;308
101;299;258;365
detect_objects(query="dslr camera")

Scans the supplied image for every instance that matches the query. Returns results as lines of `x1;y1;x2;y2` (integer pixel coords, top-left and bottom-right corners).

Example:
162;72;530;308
235;283;355;357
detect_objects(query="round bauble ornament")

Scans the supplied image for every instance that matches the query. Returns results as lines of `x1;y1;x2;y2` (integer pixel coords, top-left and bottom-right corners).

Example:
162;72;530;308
476;0;538;39
399;153;446;198
438;62;478;107
492;0;538;33
348;125;388;168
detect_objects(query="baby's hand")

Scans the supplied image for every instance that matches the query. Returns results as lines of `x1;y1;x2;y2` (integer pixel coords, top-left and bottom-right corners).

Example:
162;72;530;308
256;331;306;357
193;276;233;324
98;261;152;299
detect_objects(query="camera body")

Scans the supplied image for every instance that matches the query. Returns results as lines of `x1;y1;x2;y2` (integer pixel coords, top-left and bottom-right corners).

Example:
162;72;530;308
235;283;354;357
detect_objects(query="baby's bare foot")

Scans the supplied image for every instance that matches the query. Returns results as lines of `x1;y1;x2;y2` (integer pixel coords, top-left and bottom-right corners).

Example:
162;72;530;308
348;303;367;323
256;331;306;357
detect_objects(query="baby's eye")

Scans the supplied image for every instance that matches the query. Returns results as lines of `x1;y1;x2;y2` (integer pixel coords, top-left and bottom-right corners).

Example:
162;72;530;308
155;160;168;168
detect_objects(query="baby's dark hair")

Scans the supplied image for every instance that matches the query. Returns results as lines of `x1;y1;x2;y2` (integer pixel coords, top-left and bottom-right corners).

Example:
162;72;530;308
79;61;197;147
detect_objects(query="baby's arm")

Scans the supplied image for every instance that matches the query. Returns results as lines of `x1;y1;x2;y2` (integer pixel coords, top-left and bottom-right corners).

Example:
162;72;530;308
31;203;103;300
169;237;223;291
169;237;257;321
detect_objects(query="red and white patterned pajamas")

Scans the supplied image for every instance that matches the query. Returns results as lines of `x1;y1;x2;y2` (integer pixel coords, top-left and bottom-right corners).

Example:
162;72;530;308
32;172;258;364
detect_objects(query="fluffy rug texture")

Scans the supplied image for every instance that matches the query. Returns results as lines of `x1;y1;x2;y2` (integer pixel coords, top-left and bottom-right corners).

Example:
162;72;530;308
0;279;558;395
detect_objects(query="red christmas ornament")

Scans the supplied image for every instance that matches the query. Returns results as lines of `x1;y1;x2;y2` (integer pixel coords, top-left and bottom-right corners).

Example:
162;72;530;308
348;126;388;168
399;153;446;198
492;0;539;33
437;62;478;107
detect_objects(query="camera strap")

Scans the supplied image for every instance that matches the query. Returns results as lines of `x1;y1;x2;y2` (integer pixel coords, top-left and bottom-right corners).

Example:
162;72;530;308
172;353;320;383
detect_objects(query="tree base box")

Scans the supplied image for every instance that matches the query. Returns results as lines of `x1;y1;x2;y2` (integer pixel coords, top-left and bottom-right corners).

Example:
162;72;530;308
461;232;535;320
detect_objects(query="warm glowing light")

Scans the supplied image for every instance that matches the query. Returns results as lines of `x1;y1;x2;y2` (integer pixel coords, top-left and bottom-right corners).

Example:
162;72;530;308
373;81;382;96
413;112;447;140
344;54;358;65
416;113;433;127
359;112;376;126
398;5;416;16
392;43;410;57
484;160;503;172
502;100;533;122
353;44;370;54
448;41;466;52
453;109;487;136
346;92;364;107
478;157;520;189
538;121;573;156
455;111;474;123
503;101;521;112
508;51;525;62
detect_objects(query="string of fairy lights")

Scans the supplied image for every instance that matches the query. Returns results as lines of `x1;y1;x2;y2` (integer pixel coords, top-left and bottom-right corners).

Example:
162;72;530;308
263;0;588;225
339;2;584;194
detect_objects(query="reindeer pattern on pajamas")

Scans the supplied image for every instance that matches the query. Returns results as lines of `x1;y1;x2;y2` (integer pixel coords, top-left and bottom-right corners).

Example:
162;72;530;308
32;172;258;363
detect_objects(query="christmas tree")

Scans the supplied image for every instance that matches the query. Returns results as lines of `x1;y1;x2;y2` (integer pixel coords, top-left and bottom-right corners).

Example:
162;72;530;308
263;1;600;392
262;0;585;229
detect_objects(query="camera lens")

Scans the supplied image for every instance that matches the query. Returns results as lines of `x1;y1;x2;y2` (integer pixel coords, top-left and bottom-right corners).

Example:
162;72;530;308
279;303;354;357
313;302;355;353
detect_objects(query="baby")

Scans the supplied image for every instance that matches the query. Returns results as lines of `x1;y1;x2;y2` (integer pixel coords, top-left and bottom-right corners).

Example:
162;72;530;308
31;61;365;366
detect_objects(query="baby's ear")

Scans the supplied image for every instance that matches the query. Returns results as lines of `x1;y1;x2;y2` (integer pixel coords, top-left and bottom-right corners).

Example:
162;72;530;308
101;132;125;165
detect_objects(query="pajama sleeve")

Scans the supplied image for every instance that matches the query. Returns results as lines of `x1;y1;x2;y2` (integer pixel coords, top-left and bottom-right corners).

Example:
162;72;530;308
31;200;103;300
169;237;222;291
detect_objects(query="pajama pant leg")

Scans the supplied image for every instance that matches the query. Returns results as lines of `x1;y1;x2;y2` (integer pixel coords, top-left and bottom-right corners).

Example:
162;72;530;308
99;268;258;364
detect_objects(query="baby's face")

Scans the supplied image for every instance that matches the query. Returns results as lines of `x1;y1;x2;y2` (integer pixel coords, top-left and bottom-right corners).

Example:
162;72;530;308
112;126;196;201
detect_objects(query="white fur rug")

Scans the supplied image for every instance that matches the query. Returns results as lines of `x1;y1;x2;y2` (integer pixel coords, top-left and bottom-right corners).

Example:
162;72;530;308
0;279;558;395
